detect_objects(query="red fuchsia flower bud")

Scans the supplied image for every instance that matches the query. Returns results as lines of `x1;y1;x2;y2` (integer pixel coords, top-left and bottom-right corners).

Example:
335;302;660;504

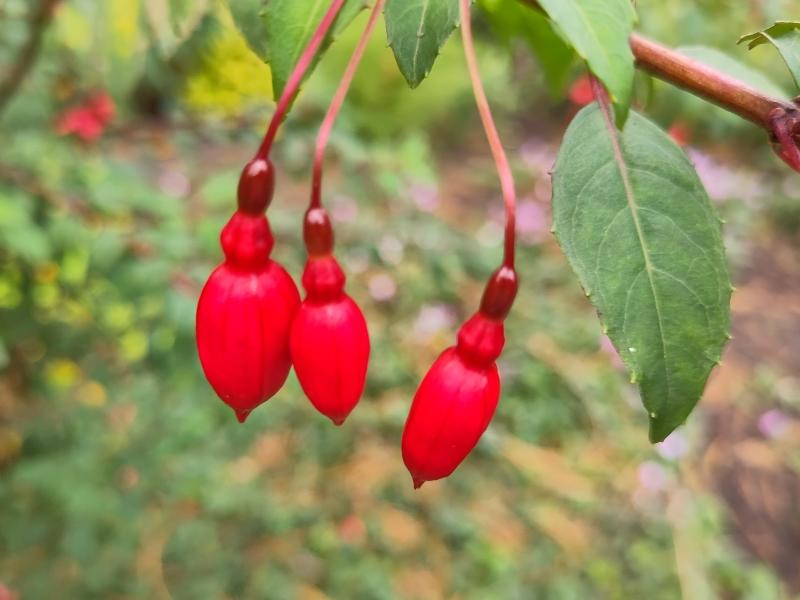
402;266;518;488
196;161;299;423
290;208;370;425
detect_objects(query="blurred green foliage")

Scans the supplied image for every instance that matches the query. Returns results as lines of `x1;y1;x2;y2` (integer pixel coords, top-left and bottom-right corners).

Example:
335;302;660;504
0;1;799;598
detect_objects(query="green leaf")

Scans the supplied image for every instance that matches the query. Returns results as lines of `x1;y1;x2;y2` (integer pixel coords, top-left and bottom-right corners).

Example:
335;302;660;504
535;0;636;124
739;21;800;91
677;46;789;99
479;0;574;95
226;0;269;60
551;104;731;442
0;192;52;264
263;0;368;98
385;0;461;88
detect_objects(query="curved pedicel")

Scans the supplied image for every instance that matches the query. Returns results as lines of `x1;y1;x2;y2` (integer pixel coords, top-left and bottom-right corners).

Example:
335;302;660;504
290;2;384;426
401;0;520;488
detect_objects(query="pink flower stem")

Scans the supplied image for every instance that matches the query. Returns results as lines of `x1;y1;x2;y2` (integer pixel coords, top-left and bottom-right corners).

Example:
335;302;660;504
590;75;613;112
255;0;347;161
311;0;386;209
460;0;517;269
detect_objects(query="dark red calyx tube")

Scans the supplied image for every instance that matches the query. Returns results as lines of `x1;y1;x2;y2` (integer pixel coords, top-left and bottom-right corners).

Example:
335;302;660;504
401;266;517;489
479;265;518;320
303;207;334;257
237;157;276;214
196;210;300;423
291;254;370;425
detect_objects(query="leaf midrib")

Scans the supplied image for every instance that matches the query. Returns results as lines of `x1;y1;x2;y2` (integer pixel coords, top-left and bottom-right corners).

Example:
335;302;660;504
289;0;326;69
411;0;431;81
596;105;672;408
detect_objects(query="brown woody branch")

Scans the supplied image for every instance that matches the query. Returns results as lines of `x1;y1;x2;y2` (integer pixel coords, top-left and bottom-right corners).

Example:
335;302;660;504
629;33;797;128
519;0;800;170
0;0;61;117
628;33;800;171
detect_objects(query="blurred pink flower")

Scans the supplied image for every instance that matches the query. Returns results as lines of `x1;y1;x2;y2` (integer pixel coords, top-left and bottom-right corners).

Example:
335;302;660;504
656;430;689;461
412;304;457;341
409;182;439;212
515;198;549;244
758;409;791;439
519;138;556;174
368;273;396;302
687;148;768;204
638;460;670;492
158;170;190;198
56;92;115;142
378;235;404;266
331;195;358;224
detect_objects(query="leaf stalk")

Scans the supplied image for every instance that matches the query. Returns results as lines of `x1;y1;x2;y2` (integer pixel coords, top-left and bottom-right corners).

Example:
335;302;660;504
311;0;386;210
256;0;347;161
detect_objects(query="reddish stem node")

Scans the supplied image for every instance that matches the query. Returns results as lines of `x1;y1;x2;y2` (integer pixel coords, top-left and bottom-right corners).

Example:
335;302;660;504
311;0;386;210
770;108;800;173
589;76;612;114
255;0;347;161
460;0;517;270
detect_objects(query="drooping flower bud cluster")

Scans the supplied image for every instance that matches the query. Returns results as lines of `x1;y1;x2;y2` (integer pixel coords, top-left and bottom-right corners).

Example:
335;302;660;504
194;0;515;489
196;0;375;427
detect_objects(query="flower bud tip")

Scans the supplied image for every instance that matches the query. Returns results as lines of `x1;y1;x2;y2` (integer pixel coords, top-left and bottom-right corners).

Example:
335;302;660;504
332;416;346;426
412;477;425;490
235;409;251;423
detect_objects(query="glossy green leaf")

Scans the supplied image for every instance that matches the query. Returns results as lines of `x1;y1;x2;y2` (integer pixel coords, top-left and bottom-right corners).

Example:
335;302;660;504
226;0;269;60
479;0;574;95
678;46;789;99
739;21;800;90
385;0;461;88
535;0;636;124
263;0;368;97
552;104;732;442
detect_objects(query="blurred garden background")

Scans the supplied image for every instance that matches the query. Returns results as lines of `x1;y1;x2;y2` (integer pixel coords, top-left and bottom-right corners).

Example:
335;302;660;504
1;0;799;598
